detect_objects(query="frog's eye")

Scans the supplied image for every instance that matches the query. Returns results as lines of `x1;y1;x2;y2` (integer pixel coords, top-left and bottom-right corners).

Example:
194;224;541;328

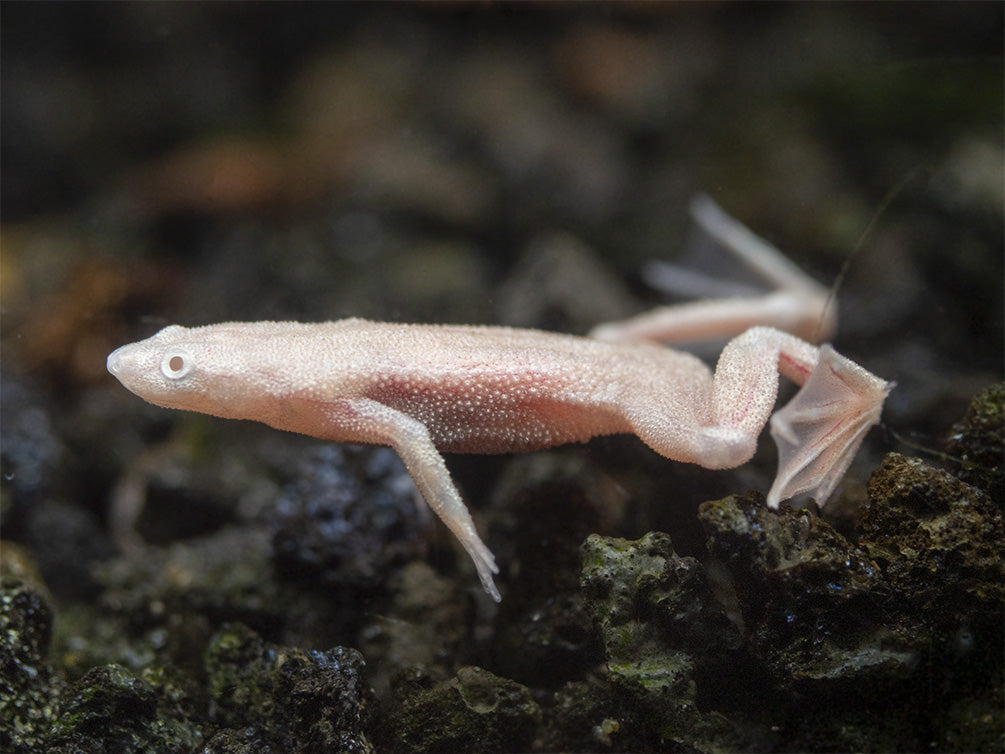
161;349;195;380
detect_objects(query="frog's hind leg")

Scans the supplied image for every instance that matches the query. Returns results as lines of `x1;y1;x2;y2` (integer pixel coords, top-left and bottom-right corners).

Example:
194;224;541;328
626;326;889;508
706;327;889;507
590;195;836;345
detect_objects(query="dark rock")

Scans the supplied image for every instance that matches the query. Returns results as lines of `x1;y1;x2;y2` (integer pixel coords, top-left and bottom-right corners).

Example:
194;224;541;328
391;665;540;753
693;465;1004;751
0;580;61;754
0;373;64;506
543;674;744;753
357;561;473;700
271;444;430;592
22;498;114;599
202;725;277;753
861;452;1005;630
574;531;744;752
944;382;1004;508
698;493;897;690
46;663;200;754
581;531;740;694
96;527;286;643
204;622;372;753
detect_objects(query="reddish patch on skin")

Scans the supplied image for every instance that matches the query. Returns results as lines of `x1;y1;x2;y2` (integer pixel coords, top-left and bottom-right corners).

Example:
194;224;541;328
779;352;813;383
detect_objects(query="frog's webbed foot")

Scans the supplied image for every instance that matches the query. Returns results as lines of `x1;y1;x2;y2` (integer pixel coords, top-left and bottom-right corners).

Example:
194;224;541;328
767;344;892;507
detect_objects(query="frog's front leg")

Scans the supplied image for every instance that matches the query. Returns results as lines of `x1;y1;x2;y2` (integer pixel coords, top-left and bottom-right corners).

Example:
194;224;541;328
330;397;500;601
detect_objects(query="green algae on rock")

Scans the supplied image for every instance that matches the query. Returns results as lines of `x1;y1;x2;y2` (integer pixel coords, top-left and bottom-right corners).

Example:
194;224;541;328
861;452;1005;625
581;531;740;692
698;492;887;683
204;622;372;753
944;382;1004;508
577;532;743;751
0;581;61;754
390;665;540;753
46;663;201;754
692;448;1004;752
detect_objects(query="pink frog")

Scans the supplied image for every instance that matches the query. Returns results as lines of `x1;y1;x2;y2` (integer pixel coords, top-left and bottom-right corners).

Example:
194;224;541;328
107;196;891;600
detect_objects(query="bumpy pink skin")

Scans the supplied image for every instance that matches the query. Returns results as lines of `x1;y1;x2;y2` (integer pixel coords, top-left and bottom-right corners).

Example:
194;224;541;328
108;318;889;601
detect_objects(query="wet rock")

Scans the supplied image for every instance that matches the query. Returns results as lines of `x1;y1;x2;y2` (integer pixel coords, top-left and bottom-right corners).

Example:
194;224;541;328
861;452;1004;628
119;443;247;548
699;493;912;690
538;677;624;752
204;622;372;753
271;444;430;594
46;663;200;754
0;581;61;754
91;522;357;673
543;673;743;753
201;725;277;753
0;542;48;594
944;382;1004;508
390;665;540;753
696;474;1004;751
96;527;285;641
572;531;743;752
581;531;740;694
